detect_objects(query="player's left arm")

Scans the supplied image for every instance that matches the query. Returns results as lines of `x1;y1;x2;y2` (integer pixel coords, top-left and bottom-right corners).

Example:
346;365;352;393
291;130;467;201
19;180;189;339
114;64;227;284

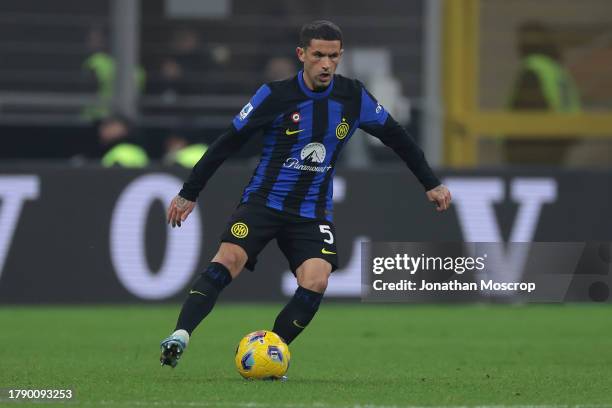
358;86;451;212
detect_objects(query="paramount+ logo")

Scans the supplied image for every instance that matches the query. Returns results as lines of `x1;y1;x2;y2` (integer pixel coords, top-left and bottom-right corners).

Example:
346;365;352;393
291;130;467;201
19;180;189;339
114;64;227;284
283;142;332;173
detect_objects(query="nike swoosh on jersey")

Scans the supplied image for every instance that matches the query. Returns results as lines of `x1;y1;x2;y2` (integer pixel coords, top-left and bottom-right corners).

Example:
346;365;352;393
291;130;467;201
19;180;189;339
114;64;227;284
321;248;336;255
292;320;305;329
285;129;304;135
189;290;207;297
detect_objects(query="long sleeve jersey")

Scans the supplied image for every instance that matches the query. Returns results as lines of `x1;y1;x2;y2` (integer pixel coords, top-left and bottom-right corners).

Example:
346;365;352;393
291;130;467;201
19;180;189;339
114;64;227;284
179;70;440;221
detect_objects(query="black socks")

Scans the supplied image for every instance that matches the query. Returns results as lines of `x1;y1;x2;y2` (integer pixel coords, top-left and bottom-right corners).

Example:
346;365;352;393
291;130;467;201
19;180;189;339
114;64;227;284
175;262;232;335
273;286;323;345
175;264;323;344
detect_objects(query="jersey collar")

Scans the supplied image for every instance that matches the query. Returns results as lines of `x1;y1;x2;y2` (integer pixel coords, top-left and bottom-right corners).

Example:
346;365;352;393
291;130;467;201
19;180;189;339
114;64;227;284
297;70;334;99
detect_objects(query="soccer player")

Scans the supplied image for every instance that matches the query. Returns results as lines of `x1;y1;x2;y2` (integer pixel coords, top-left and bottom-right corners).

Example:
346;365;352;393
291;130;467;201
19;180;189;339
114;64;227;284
160;20;451;368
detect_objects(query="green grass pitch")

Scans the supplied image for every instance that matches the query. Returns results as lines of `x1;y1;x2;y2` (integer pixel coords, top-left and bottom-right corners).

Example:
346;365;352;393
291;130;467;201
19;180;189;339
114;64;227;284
0;304;611;408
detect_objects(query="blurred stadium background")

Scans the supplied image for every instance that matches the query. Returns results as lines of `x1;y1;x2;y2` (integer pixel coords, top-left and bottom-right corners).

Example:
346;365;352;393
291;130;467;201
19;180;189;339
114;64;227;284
1;0;611;406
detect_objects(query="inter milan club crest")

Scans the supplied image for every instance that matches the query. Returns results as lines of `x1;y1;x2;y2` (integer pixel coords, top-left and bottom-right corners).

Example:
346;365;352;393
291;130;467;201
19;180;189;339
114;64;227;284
335;118;350;140
230;222;249;238
291;112;300;123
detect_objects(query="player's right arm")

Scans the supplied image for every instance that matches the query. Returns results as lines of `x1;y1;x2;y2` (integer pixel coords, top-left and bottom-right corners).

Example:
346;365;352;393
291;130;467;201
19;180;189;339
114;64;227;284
167;84;275;227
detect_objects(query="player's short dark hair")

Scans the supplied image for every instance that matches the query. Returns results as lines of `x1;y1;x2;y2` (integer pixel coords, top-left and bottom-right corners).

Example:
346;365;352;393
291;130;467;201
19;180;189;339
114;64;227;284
299;20;343;48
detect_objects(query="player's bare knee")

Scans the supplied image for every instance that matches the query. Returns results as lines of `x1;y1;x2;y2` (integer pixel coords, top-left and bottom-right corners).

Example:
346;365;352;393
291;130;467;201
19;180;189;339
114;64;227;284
213;255;243;277
212;243;247;277
301;275;328;293
296;260;331;293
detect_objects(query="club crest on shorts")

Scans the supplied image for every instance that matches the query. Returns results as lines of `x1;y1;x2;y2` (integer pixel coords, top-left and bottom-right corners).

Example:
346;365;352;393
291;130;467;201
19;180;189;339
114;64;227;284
291;112;300;123
231;222;249;238
335;118;350;140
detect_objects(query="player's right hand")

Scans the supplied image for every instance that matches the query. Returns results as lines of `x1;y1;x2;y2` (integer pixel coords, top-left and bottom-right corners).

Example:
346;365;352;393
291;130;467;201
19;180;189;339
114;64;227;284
167;195;196;228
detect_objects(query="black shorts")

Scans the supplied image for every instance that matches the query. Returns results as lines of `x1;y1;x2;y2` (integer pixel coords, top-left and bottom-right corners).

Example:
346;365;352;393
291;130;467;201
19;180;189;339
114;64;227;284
220;203;338;274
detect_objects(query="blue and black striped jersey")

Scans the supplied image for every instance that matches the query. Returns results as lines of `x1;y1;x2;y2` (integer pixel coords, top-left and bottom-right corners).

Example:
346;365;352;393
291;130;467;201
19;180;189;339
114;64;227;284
180;71;440;221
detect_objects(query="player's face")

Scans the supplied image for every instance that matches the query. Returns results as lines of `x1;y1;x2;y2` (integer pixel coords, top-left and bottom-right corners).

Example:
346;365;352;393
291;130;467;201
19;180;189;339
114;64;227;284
297;39;343;90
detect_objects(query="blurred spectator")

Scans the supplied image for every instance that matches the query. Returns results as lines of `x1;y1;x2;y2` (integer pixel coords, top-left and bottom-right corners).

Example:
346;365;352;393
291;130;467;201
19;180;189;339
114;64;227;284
152;28;230;167
154;28;227;98
88;115;149;167
163;135;208;168
82;26;146;121
505;21;582;165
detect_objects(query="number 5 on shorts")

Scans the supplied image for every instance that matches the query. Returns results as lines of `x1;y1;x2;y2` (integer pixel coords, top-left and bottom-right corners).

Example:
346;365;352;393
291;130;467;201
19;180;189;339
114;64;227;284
319;225;334;244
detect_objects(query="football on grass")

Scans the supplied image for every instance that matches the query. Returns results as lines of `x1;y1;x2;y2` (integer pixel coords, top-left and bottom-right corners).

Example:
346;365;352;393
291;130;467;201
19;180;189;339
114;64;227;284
235;330;290;380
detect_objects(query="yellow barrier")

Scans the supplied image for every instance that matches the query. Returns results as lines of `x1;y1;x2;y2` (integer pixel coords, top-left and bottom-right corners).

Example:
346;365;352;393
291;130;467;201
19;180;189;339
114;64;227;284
470;113;612;138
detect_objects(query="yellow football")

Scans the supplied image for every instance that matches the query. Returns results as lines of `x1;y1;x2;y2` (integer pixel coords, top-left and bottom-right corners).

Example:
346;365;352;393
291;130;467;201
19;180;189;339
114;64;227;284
234;330;290;380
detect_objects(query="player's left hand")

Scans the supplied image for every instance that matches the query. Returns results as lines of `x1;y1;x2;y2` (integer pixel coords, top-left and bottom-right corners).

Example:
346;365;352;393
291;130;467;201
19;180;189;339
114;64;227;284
426;184;451;212
167;195;196;228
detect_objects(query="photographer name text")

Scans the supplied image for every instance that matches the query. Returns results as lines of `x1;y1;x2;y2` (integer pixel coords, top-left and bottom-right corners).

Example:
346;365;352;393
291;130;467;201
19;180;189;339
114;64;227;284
372;279;536;293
